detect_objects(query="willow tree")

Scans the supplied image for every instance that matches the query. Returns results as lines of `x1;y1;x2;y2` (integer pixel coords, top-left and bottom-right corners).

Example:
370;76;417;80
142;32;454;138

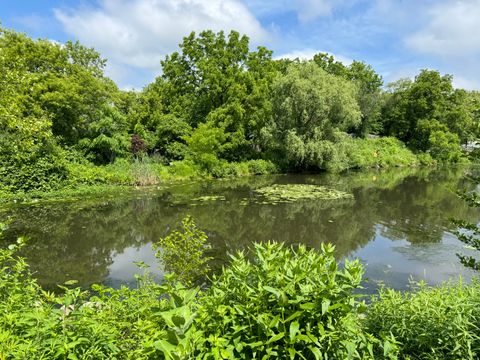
263;61;361;170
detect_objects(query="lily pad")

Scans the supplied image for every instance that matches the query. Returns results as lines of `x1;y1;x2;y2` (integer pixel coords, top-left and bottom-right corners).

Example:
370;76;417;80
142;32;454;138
252;184;353;204
191;195;226;202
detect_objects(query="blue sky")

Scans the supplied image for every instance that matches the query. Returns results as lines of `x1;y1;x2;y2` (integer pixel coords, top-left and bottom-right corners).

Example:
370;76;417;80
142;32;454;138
2;0;479;90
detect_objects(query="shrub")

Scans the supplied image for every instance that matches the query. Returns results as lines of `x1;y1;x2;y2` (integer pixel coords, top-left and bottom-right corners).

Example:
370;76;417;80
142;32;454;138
210;160;277;178
197;242;386;359
346;137;419;169
429;130;463;163
366;281;480;359
153;215;211;287
168;160;202;180
0;224;200;359
246;159;278;175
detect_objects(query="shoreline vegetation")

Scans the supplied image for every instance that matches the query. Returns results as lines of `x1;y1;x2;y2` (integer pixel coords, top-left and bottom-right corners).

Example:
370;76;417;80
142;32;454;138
1;218;480;359
0;136;437;204
1;26;479;204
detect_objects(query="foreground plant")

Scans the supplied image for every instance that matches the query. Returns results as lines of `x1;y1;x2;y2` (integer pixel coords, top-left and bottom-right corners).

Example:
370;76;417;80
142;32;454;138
153;215;212;287
4;217;480;359
197;242;394;359
366;281;480;359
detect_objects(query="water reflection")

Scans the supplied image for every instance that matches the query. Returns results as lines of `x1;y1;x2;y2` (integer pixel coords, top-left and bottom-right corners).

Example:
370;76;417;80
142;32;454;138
1;166;478;291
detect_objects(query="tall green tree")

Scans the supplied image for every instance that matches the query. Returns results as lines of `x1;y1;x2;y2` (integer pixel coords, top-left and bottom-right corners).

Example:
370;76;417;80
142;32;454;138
159;30;277;161
264;61;360;170
313;53;383;136
0;28;68;191
381;70;474;160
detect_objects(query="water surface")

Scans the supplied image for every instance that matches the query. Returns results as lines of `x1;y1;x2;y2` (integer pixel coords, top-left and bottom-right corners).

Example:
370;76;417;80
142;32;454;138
1;166;479;292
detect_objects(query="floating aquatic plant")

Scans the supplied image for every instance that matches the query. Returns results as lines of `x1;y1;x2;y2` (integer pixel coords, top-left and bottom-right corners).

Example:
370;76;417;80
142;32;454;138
250;184;353;204
191;195;226;202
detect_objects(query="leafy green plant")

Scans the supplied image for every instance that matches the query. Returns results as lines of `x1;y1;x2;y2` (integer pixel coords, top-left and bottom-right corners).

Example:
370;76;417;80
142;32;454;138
366;281;480;359
154;216;212;287
453;175;480;270
197;242;390;359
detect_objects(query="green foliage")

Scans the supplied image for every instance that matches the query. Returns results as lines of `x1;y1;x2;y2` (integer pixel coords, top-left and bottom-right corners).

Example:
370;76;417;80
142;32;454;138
184;121;227;172
0;26;120;192
345;137;421;169
77;105;130;164
428;129;463;163
313;53;384;136
381;70;475;160
0;229;201;359
266;61;361;170
4;218;480;359
210;159;277;178
366;281;480;359
159;30;276;161
453;175;480;270
154;216;211;287
1;23;477;198
198;242;387;359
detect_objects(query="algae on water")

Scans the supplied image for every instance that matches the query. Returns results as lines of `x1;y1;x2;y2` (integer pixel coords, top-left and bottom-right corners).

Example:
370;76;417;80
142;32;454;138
251;184;353;204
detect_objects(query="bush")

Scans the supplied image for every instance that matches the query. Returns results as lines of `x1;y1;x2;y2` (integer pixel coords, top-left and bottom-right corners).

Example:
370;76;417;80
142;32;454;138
0;155;69;192
6;218;480;359
246;159;278;175
346;137;419;169
168;160;202;180
366;281;480;359
429;130;463;163
0;225;199;359
210;160;277;178
154;215;211;287
197;242;385;359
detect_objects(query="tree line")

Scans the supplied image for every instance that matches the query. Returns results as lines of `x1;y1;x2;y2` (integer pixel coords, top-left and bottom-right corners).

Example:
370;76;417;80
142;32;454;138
1;27;479;192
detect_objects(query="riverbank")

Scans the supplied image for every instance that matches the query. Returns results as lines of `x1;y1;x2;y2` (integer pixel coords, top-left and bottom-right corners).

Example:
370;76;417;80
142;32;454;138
0;137;439;205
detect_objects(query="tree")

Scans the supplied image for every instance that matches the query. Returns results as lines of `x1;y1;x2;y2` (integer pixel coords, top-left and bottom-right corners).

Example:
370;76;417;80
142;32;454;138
159;30;277;161
313;53;383;136
0;28;68;191
381;70;474;160
77;105;130;164
348;61;383;135
265;61;361;170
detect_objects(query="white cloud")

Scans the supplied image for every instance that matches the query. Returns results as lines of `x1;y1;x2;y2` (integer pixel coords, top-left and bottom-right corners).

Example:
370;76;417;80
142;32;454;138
55;0;268;87
296;0;333;22
403;0;480;90
274;48;353;65
406;0;480;56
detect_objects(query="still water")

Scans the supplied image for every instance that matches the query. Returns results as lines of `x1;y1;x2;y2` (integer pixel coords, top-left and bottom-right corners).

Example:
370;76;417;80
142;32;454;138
1;166;479;292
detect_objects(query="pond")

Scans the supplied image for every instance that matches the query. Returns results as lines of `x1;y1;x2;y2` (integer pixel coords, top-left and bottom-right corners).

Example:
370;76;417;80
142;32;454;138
1;166;479;292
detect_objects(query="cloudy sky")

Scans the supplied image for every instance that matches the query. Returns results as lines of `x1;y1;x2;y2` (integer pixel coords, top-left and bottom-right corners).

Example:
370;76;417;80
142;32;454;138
2;0;479;90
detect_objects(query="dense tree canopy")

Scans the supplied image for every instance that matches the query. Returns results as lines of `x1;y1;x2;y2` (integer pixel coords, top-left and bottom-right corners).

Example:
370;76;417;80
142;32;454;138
381;70;477;154
135;30;277;163
264;62;360;169
1;25;479;193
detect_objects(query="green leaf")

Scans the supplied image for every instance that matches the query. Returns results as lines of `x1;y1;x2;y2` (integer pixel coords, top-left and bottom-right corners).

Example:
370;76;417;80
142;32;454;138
266;332;285;344
289;321;300;342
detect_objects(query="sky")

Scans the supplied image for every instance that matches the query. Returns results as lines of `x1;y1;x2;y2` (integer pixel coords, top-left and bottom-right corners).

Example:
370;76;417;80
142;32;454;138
1;0;479;90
